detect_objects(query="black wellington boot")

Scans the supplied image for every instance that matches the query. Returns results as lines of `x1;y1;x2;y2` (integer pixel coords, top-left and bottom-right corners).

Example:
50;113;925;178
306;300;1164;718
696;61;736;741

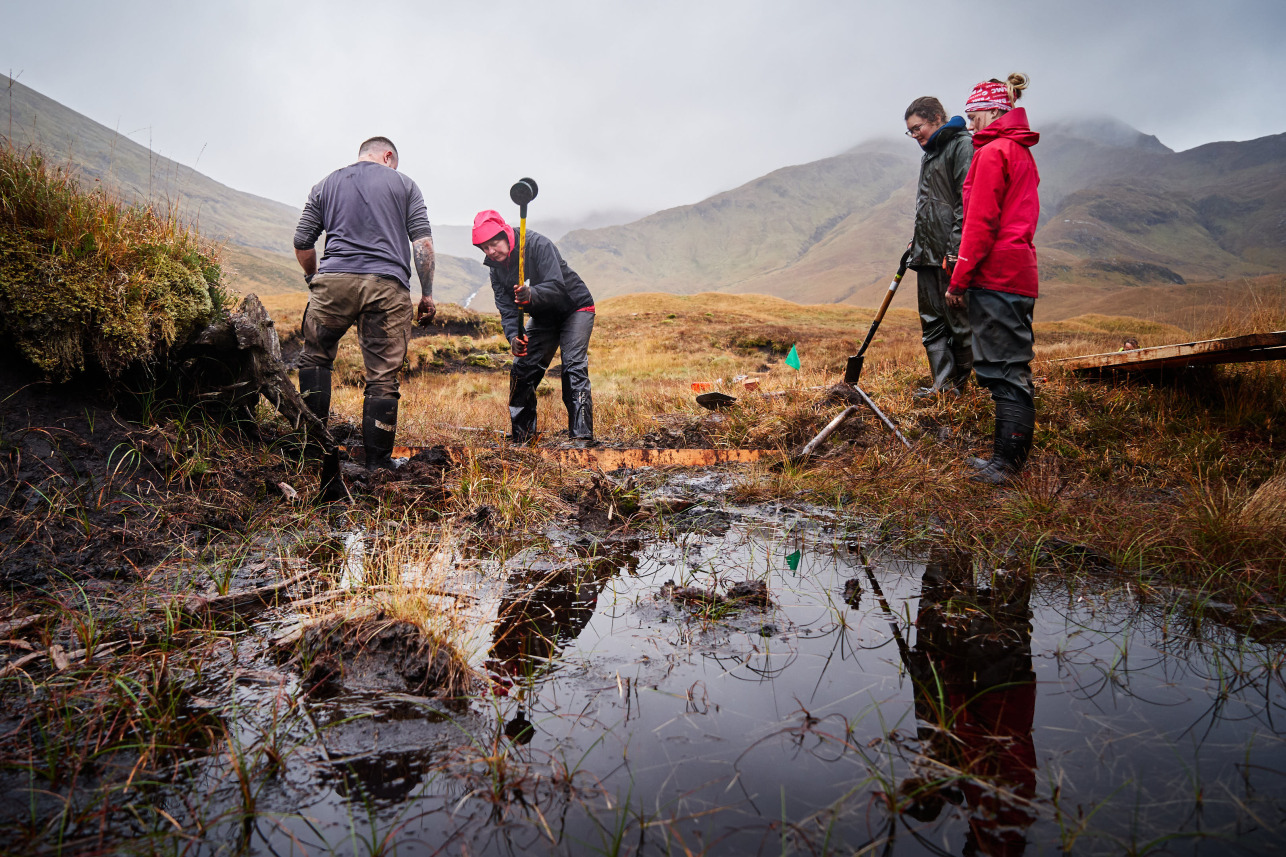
362;397;399;470
567;389;595;447
971;402;1035;485
913;345;960;400
949;345;974;393
298;366;332;426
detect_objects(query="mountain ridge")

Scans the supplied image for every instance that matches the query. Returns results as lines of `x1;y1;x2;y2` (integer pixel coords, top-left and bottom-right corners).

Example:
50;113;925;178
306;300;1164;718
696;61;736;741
1;75;488;303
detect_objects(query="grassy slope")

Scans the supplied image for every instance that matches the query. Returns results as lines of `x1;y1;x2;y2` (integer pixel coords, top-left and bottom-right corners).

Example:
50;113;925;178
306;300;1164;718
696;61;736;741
2;76;489;301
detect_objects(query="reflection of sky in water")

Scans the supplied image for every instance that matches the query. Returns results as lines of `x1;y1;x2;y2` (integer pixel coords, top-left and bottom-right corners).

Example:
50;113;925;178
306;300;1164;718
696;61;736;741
195;510;1286;856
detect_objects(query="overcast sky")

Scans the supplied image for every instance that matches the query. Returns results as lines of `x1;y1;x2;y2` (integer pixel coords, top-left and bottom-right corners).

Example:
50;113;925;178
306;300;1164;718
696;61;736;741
3;0;1284;224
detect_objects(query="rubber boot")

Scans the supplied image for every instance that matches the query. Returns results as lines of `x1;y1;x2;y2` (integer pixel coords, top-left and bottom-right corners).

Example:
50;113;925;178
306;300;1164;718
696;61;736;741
966;414;1002;470
509;366;541;444
971;402;1035;485
913;345;959;399
949;345;974;393
362;397;399;470
567;389;595;446
297;366;332;426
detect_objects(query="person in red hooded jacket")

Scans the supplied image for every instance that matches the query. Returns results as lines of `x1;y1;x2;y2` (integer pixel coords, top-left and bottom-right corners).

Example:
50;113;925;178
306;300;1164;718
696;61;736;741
472;210;596;444
946;73;1040;485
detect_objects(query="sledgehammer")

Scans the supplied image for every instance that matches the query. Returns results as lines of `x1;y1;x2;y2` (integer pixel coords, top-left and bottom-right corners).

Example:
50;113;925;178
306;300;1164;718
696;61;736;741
509;177;539;333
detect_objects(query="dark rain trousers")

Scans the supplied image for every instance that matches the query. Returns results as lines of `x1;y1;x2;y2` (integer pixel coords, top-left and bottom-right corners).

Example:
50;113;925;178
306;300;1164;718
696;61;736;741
969;289;1035;412
299;272;412;399
915;265;973;389
510;310;595;442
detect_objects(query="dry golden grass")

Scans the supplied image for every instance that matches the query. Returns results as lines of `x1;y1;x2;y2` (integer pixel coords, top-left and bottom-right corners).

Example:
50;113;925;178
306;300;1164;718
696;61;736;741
261;288;1286;602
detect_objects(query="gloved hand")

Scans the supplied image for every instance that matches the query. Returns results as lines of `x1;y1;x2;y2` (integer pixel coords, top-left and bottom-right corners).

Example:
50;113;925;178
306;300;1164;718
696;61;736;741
514;282;531;305
942;253;957;275
511;334;529;357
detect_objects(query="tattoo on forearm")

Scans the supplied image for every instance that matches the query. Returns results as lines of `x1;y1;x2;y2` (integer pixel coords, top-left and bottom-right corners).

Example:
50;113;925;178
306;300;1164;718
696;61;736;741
414;239;436;296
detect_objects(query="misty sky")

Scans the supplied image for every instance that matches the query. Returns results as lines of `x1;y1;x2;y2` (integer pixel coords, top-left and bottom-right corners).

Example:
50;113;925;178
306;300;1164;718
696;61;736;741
3;0;1284;224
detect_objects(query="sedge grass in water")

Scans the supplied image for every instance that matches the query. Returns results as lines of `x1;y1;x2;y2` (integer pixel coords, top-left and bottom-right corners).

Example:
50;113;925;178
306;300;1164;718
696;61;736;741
122;492;1285;856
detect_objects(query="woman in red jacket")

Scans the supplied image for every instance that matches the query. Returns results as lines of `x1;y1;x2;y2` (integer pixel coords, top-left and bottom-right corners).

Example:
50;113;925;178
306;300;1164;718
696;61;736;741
946;73;1039;485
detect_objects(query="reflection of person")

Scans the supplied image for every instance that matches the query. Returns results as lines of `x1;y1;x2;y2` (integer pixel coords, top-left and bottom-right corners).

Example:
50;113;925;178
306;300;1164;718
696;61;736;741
905;96;974;399
472;210;596;445
294;137;437;469
905;550;1038;855
946;74;1040;485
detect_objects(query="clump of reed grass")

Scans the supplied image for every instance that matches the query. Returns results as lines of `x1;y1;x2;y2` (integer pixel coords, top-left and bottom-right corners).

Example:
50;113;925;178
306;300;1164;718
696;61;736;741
0;144;229;379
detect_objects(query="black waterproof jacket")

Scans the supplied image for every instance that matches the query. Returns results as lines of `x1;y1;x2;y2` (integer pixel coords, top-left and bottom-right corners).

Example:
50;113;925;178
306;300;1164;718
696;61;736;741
909;116;973;269
485;230;595;342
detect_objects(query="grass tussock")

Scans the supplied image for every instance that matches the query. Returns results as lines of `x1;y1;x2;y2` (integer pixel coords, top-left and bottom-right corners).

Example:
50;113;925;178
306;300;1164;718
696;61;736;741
0;144;229;379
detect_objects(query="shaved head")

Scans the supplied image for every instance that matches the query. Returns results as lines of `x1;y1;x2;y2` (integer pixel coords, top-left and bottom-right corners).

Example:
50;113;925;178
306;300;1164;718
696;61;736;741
358;136;398;159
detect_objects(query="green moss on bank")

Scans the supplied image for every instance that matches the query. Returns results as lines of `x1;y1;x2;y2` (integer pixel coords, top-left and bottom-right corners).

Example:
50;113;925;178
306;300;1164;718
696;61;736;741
0;146;229;379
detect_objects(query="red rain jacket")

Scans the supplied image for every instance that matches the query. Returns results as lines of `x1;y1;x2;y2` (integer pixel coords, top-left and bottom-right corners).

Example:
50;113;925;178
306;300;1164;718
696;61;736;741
949;108;1041;298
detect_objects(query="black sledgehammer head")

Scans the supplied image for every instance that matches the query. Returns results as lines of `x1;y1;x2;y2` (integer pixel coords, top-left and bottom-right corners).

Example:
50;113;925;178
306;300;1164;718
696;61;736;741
509;177;539;207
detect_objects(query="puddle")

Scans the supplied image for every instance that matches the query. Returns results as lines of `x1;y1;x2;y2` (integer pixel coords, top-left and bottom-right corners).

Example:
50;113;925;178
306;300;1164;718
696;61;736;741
167;508;1286;855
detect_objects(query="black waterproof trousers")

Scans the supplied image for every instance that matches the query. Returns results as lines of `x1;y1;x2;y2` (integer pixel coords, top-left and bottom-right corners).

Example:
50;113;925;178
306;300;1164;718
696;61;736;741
968;289;1035;411
915;266;974;391
509;309;595;442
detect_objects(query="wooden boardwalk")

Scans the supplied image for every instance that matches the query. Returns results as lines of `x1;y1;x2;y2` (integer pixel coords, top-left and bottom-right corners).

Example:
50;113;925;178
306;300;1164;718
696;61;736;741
1054;331;1286;372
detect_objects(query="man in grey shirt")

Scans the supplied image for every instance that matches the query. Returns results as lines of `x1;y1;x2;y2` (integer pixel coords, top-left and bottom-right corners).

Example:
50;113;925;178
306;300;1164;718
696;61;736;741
293;136;436;469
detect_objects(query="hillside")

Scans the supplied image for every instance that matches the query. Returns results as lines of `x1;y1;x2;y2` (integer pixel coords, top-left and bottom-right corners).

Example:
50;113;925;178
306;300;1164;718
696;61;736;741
558;118;1286;320
1;76;488;303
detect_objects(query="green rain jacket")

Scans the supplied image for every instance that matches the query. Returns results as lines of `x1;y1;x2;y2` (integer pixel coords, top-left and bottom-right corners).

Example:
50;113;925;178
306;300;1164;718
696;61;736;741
908;116;973;269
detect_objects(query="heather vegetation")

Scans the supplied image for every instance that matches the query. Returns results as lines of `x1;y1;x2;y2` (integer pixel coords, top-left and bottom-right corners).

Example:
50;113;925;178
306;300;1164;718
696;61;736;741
0;144;229;379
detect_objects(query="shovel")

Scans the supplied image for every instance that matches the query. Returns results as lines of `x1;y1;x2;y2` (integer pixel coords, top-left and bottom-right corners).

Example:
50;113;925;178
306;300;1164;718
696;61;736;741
844;248;912;384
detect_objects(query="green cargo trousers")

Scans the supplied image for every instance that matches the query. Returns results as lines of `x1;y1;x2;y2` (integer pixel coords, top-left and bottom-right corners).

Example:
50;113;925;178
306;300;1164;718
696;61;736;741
298;273;413;399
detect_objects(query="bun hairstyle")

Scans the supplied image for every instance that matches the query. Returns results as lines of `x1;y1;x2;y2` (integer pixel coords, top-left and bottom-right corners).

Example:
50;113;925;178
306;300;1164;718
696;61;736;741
966;73;1029;114
997;72;1029;105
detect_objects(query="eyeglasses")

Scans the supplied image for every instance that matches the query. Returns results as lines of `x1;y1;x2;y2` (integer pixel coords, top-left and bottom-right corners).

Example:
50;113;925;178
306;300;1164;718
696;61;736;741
905;122;927;137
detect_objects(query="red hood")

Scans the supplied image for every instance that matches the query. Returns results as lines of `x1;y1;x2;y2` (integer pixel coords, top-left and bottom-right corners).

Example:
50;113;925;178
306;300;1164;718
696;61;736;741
472;210;516;259
973;107;1040;149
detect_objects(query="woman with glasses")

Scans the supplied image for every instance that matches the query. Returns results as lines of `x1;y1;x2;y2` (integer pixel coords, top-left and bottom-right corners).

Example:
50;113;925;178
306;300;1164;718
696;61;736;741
945;73;1040;485
904;95;974;399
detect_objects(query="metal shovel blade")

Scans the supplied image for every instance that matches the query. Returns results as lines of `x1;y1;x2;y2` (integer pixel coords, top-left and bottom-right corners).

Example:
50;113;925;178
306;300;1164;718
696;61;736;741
844;354;864;384
509;177;539;206
696;391;738;410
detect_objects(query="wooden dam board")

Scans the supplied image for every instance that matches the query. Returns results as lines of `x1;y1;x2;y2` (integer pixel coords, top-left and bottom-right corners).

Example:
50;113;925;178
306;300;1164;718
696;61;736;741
1054;331;1286;372
386;446;777;471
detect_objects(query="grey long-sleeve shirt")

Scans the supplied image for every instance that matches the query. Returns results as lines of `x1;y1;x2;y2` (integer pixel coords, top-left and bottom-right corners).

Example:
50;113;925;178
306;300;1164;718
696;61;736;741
293;161;432;288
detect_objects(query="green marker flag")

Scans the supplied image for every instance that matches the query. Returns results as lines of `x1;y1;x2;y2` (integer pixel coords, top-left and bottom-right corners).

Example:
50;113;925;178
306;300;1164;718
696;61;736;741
785;344;801;371
786;549;802;571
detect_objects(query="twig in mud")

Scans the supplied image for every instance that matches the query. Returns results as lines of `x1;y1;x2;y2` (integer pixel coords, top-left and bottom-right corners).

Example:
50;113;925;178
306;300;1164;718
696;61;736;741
0;613;51;639
153;569;314;617
0;640;129;679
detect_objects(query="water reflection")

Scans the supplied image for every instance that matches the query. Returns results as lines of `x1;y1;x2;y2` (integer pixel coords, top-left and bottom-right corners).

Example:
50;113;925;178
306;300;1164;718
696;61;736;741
486;542;641;710
904;549;1038;856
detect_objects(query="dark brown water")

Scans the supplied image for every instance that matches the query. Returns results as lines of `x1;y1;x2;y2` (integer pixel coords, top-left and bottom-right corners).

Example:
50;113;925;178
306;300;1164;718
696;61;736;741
176;499;1286;856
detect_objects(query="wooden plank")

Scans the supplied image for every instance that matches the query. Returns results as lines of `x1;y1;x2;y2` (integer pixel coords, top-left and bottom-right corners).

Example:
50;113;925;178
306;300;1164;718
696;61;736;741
386;446;777;470
1054;331;1286;372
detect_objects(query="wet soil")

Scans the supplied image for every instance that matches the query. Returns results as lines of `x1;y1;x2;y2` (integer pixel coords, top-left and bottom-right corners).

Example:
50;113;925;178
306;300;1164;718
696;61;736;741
2;364;1284;856
296;613;470;696
0;365;283;588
